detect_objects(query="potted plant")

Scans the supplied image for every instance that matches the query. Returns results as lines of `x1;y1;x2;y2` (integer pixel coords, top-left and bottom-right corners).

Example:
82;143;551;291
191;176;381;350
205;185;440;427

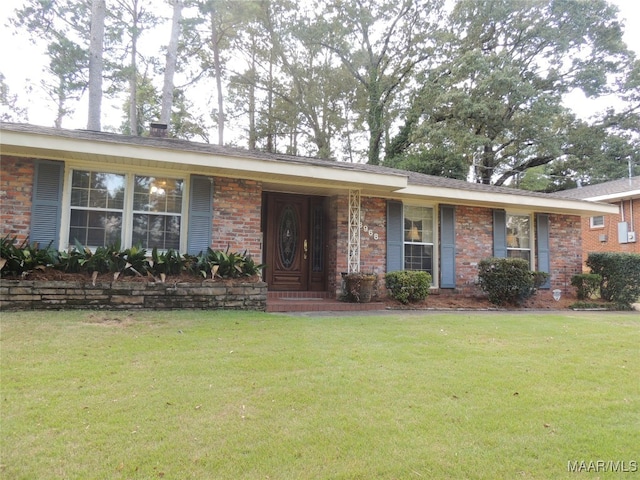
343;272;378;303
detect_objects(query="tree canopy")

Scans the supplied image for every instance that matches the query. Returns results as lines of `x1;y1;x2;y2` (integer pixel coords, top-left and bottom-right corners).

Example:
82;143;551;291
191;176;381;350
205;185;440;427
3;0;639;189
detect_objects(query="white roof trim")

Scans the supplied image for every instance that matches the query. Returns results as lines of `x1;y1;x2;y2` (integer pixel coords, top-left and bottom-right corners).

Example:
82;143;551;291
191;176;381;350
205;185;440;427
396;185;619;215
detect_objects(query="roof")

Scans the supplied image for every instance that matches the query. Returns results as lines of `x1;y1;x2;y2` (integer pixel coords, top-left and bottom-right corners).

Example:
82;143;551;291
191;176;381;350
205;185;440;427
0;122;618;216
557;176;640;202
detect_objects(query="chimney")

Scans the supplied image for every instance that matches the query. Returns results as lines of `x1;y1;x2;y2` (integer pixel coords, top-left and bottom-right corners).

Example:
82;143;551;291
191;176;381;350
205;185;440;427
149;122;168;138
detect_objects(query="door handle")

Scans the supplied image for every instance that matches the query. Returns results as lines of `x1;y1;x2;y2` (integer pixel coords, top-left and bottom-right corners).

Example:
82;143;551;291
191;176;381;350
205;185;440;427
304;239;308;259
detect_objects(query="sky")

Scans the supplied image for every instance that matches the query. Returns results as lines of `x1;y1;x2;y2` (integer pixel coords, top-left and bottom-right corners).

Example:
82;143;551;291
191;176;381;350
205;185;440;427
0;0;639;133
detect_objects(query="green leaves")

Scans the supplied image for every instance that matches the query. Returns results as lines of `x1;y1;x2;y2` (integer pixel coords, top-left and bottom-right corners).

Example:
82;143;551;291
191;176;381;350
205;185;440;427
0;239;264;282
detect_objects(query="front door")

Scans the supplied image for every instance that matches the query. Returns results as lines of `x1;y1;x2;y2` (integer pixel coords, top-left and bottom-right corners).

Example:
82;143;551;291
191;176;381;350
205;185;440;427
264;193;326;291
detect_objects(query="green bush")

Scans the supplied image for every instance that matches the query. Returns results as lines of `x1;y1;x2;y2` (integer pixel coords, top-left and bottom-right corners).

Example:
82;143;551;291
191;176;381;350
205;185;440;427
385;271;432;304
0;236;57;277
586;252;640;307
477;258;546;306
570;273;602;300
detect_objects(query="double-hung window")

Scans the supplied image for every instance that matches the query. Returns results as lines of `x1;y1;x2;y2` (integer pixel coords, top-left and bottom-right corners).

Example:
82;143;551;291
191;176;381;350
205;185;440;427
68;169;184;250
69;171;125;248
132;176;183;250
506;213;531;262
404;205;434;276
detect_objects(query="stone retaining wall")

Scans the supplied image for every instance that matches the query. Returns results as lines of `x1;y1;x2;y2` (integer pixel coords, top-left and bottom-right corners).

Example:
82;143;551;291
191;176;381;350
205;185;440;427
0;280;267;311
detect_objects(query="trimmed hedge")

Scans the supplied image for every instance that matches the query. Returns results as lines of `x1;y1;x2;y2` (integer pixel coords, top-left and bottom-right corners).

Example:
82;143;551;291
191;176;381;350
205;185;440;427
570;273;602;300
477;258;548;306
385;271;432;304
586;252;640;308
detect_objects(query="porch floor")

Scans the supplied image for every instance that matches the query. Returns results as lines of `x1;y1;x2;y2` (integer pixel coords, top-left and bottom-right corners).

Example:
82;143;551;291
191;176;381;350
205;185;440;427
266;291;385;313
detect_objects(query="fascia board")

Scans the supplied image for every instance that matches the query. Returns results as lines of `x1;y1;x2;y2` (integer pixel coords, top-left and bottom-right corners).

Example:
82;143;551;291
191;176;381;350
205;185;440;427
582;190;640;202
397;185;619;216
1;130;408;191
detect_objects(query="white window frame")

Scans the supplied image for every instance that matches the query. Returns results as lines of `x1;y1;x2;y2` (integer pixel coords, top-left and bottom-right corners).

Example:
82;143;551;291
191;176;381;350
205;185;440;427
60;163;188;252
506;212;533;267
590;216;605;228
402;203;438;286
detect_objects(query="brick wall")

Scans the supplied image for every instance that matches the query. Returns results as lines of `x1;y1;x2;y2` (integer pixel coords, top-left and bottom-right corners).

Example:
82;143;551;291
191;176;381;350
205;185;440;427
360;197;387;274
581;198;640;267
211;177;263;261
0;156;34;243
326;195;388;297
549;214;583;293
453;206;494;294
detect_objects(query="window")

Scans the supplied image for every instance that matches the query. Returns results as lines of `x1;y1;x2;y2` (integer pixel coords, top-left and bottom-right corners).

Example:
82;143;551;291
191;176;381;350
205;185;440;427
132;176;183;250
590;216;604;228
506;214;530;262
404;205;434;275
69;171;125;248
68;170;184;250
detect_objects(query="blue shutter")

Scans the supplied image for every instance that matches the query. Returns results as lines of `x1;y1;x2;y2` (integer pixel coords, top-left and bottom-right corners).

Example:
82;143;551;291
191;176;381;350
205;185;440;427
31;160;63;249
536;214;551;289
187;175;213;254
493;209;507;258
440;205;456;288
386;200;403;272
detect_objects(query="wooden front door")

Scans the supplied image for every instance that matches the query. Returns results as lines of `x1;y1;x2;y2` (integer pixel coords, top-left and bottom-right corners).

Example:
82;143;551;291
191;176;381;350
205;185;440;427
264;193;326;291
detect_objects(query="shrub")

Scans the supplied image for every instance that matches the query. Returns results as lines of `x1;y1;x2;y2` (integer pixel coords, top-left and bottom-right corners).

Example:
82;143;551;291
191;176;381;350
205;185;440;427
571;273;602;300
187;248;265;279
385;271;432;304
0;236;57;277
1;240;264;281
477;258;545;306
586;252;640;307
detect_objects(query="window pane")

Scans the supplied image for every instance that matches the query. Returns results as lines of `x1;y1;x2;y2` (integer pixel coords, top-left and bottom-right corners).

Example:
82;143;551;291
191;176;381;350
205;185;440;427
68;210;122;248
404;206;433;243
404;244;433;274
507;215;530;248
508;250;530;262
133;213;181;249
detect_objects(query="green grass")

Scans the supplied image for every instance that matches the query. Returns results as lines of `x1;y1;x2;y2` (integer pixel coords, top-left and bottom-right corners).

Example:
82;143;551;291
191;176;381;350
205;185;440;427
1;310;639;479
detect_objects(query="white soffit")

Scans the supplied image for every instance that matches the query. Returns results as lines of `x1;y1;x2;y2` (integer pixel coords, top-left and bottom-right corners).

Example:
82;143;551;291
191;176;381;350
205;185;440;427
1;129;408;192
398;185;619;216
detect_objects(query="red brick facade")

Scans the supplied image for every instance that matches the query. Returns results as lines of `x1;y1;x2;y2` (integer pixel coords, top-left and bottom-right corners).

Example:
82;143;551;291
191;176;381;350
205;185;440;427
580;198;640;267
0;156;33;243
212;177;264;260
0;154;585;300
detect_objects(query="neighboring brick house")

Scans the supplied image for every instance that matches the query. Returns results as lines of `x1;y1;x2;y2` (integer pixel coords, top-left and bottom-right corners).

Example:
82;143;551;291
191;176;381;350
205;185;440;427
559;176;640;268
0;122;617;301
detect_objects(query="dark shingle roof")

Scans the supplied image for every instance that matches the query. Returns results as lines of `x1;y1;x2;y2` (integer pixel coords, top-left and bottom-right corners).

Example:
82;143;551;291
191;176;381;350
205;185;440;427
558;176;640;200
0;122;616;204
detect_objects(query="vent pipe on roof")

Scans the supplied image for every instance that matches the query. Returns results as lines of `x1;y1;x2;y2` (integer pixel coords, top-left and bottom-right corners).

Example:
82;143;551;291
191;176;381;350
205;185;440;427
150;122;168;138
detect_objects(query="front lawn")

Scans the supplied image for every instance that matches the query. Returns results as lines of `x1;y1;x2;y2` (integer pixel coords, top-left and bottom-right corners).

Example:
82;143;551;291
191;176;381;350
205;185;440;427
1;310;638;479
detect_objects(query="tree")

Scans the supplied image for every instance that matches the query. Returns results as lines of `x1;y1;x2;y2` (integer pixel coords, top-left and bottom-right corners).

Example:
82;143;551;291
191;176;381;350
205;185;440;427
10;0;91;127
318;0;445;164
159;0;184;126
387;0;632;185
88;0;106;130
0;73;29;122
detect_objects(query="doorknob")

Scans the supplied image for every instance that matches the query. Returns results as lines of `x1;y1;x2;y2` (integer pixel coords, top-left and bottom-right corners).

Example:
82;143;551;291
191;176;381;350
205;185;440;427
304;239;308;259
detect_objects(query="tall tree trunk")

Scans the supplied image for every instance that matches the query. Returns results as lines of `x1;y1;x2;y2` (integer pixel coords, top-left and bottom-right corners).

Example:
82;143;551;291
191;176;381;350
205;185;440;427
248;54;256;150
129;0;139;135
209;8;224;145
87;0;105;131
160;0;183;126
